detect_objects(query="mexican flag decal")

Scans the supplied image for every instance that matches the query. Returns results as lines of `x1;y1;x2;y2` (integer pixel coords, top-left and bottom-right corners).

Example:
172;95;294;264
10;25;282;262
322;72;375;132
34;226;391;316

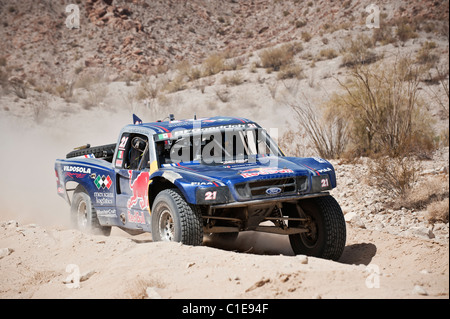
94;175;113;190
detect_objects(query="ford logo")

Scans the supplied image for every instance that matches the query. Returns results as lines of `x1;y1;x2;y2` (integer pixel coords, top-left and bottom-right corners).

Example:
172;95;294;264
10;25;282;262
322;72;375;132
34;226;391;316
266;187;282;195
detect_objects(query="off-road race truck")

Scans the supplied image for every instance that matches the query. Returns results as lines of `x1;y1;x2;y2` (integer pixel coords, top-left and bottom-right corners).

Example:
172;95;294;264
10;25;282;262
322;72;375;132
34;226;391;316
55;115;346;260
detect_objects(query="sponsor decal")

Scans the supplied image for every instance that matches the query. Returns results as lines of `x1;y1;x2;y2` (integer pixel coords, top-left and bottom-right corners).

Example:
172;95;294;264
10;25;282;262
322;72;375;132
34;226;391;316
240;167;294;178
96;209;117;218
321;177;329;188
65;172;87;179
127;171;150;210
191;182;214;186
94;175;113;190
313;157;328;164
63;166;91;174
118;136;128;150
173;123;250;136
317;167;332;173
205;191;217;200
157;133;172;140
266;187;282;195
94;192;114;205
127;210;146;224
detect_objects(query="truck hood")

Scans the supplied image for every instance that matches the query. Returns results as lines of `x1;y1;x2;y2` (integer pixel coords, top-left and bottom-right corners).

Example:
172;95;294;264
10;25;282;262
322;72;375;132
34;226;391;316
161;156;335;186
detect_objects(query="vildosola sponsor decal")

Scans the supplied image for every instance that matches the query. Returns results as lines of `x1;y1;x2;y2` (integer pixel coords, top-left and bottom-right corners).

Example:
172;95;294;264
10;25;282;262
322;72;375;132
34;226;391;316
63;166;91;174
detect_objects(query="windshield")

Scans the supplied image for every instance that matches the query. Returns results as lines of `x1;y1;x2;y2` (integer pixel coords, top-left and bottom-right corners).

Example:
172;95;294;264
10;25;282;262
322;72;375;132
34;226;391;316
155;127;282;166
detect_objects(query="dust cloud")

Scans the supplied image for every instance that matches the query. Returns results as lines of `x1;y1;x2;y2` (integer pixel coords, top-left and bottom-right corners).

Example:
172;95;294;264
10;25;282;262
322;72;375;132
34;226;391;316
0;107;131;227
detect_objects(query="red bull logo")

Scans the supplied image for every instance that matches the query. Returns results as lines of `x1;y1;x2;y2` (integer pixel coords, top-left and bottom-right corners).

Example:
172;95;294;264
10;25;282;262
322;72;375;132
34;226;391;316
240;167;294;178
127;170;150;210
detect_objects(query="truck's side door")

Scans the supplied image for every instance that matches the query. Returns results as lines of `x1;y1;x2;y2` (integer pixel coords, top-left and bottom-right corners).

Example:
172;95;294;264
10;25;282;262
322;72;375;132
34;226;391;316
114;132;153;232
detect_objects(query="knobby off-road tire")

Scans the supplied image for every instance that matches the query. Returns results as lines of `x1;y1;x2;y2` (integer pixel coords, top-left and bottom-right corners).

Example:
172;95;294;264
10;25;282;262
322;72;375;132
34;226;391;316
66;143;116;161
151;189;203;246
289;195;346;261
71;186;112;236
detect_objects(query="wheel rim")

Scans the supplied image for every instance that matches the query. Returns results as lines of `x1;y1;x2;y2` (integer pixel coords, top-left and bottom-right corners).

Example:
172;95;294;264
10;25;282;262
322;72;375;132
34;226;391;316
158;208;175;241
300;217;319;248
76;200;88;229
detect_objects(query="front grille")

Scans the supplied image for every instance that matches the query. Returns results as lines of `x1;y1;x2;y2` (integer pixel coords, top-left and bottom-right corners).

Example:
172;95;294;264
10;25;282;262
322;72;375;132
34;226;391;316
235;176;307;199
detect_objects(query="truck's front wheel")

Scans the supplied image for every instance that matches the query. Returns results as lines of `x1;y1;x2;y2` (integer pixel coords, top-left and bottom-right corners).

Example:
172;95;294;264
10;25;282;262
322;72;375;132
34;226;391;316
151;189;203;246
71;186;111;236
288;195;346;261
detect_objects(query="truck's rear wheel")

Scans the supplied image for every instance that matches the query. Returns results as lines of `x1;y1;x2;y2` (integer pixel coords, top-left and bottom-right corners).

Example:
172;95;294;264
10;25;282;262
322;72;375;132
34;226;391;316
288;195;346;261
71;187;111;236
151;189;203;246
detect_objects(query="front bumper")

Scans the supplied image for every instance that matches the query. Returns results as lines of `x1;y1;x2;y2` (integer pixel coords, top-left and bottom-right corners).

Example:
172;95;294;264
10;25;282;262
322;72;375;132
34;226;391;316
195;174;332;206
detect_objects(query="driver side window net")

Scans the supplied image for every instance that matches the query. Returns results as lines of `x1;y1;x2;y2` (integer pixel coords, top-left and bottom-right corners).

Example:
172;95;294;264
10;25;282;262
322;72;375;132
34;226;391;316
116;133;149;170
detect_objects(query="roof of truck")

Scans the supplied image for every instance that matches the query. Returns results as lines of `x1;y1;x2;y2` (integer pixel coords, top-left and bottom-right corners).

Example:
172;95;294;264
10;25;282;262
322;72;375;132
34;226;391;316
139;116;257;134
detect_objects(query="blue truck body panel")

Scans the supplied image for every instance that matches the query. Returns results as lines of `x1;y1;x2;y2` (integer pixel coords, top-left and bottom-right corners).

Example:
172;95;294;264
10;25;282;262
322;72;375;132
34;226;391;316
55;116;337;233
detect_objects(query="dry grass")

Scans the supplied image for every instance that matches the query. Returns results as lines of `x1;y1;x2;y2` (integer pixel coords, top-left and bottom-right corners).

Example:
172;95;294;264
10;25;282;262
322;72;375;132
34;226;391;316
340;34;377;68
318;48;338;60
259;46;294;71
202;53;225;76
406;175;448;207
277;64;304;80
221;72;244;86
395;19;418;42
389;175;449;221
163;75;186;93
416;41;439;66
369;156;420;197
427;198;449;224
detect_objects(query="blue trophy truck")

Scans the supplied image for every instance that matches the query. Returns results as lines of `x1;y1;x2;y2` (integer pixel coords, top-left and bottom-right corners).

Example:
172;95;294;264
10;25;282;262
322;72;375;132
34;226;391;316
55;115;346;260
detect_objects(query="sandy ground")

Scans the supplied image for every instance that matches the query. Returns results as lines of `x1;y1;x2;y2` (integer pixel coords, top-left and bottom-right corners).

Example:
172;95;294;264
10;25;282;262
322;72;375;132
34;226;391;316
0;220;448;299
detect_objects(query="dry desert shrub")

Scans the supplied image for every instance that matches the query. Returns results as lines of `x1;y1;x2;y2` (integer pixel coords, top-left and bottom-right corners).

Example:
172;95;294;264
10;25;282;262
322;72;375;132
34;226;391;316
202;53;225;76
340;34;377;68
395;175;449;210
221;72;244;86
163;75;186;93
395;18;418;42
259;45;294;72
283;93;350;159
318;48;338;60
277;64;304;80
135;77;160;101
369;156;420;197
427;198;449;224
278;130;304;157
334;56;435;158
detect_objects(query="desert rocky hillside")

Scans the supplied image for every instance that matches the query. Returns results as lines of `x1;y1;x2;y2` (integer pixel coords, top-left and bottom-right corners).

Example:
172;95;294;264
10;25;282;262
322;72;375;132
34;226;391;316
0;0;448;299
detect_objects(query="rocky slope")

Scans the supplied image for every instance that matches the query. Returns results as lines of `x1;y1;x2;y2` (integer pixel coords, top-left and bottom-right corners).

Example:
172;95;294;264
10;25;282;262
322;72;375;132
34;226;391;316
0;0;448;82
